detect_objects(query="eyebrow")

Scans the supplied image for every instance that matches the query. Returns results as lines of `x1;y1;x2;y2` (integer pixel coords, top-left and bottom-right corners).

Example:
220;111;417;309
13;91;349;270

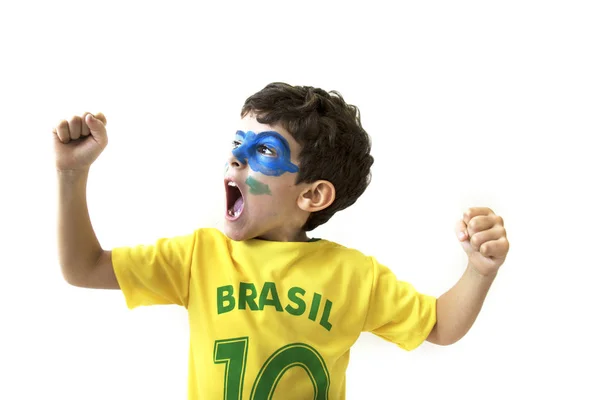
236;130;284;136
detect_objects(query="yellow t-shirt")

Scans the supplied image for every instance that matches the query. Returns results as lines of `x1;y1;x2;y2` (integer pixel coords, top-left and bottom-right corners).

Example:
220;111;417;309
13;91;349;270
112;228;437;399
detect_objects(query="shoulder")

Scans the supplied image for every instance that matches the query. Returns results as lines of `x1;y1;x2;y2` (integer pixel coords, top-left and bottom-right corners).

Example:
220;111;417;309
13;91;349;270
314;239;375;271
181;227;230;244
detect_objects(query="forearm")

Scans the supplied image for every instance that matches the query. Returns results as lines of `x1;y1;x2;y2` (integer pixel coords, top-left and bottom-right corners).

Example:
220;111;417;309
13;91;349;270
57;169;103;283
427;264;496;345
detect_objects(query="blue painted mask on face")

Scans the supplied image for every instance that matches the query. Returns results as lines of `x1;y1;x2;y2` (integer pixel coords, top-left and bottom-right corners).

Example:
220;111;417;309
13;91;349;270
232;130;300;176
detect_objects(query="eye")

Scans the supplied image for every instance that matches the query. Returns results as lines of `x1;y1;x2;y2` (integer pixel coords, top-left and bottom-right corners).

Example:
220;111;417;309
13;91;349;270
232;140;242;149
258;145;276;156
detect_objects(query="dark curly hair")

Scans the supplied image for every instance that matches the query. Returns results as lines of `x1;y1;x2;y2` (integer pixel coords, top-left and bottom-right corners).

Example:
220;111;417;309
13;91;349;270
241;82;374;231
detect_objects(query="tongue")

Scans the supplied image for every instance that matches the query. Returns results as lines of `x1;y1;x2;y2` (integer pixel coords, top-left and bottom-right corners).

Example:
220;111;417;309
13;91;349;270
233;197;243;214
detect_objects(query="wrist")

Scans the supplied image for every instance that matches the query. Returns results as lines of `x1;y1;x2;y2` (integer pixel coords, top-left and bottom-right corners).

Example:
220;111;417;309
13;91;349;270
57;168;90;180
466;262;497;281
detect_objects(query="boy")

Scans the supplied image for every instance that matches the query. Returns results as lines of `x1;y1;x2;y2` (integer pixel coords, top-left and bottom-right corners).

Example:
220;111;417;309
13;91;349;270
54;83;509;399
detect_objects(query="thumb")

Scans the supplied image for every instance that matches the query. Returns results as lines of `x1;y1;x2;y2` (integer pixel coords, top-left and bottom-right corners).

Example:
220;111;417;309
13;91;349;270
455;219;474;257
85;113;108;145
455;219;469;242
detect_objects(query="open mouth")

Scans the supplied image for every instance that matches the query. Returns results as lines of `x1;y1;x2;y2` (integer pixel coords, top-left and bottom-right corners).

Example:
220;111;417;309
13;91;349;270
225;180;244;220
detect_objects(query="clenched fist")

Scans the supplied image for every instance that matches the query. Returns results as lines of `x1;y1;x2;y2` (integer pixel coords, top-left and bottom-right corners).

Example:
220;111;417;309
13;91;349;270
53;112;108;171
457;207;509;277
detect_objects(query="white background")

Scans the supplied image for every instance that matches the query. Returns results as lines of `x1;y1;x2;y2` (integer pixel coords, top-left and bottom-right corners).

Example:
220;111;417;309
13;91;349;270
1;0;599;399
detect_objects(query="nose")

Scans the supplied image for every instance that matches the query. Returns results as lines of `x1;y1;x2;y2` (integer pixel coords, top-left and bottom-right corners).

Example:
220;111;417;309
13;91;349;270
227;150;246;170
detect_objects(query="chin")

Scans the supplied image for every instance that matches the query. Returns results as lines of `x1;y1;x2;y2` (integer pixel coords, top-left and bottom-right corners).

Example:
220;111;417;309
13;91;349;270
223;223;253;242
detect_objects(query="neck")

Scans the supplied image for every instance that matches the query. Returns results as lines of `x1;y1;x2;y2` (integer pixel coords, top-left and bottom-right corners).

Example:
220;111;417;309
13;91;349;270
257;229;309;242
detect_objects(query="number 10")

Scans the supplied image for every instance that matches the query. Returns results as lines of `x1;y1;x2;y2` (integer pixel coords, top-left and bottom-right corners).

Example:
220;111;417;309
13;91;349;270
214;337;330;399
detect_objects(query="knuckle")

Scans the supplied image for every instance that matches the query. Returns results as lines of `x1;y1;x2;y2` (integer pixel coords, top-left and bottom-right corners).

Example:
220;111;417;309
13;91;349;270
497;226;507;239
468;218;479;231
497;215;504;226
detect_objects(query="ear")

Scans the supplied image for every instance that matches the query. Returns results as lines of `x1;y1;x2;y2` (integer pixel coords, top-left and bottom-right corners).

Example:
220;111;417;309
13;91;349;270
297;180;336;212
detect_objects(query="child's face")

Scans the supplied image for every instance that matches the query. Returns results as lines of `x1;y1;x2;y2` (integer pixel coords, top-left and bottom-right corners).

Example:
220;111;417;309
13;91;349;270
223;114;311;242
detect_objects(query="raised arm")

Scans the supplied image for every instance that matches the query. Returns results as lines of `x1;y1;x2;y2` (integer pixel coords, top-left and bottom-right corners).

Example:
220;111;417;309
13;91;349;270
427;207;509;345
54;112;118;289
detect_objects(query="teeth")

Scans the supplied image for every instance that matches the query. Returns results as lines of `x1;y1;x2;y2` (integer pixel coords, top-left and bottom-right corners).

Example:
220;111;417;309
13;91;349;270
228;181;237;187
228;209;241;218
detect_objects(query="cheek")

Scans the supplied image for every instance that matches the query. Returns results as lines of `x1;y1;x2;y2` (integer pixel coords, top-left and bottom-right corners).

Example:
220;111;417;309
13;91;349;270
272;182;302;207
245;175;273;196
246;174;297;199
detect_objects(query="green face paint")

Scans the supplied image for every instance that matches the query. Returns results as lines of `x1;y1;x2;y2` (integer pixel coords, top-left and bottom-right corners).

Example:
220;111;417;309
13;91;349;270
246;176;271;195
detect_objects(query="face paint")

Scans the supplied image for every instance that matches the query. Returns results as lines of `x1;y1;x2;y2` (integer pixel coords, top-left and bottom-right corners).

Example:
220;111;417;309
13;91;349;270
245;176;271;195
232;130;299;176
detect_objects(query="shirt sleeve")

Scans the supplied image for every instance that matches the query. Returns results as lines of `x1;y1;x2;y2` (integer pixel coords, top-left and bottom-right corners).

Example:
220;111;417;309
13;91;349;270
362;258;437;351
111;231;198;309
